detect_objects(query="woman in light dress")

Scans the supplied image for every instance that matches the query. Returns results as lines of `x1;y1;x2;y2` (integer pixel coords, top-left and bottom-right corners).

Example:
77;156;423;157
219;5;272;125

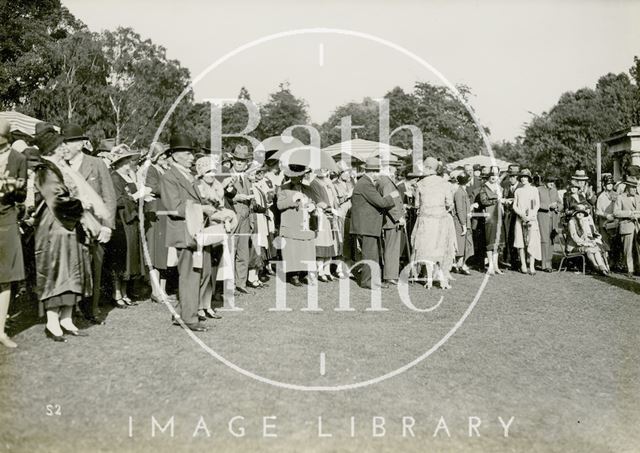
513;169;542;275
410;157;456;289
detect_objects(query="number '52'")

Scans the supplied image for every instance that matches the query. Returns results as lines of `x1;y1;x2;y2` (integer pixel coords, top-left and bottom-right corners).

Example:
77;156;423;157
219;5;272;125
46;405;61;416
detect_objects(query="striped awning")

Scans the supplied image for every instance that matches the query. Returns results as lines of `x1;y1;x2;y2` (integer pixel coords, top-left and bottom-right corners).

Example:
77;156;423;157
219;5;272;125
0;111;58;136
322;138;410;161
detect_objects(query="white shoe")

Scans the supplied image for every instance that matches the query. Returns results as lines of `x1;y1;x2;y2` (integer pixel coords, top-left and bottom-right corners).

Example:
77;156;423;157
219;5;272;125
0;334;17;348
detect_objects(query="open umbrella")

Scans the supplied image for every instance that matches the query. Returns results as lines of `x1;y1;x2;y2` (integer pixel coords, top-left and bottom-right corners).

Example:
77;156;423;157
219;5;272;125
323;138;410;160
269;145;338;172
255;135;304;161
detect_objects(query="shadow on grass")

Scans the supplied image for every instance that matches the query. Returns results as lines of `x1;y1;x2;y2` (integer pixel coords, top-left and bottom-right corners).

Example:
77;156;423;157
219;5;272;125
593;273;640;296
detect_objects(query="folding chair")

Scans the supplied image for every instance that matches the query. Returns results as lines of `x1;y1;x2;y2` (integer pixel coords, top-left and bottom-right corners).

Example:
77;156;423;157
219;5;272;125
555;231;586;274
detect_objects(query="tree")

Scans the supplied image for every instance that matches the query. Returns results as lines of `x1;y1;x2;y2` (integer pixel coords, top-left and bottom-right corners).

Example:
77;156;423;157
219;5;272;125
521;71;638;179
259;82;310;144
100;27;192;146
0;0;85;109
22;30;110;139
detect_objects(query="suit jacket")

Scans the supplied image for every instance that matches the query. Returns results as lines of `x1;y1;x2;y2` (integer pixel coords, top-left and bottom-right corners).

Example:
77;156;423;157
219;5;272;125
0;149;27;227
77;153;117;229
160;163;202;249
350;175;395;237
453;185;472;229
466;177;483;201
613;193;640;235
377;174;404;229
225;173;252;234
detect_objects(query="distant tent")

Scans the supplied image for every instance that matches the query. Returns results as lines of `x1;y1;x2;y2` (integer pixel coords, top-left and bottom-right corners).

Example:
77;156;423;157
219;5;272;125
0;111;58;136
448;155;512;172
323;138;410;162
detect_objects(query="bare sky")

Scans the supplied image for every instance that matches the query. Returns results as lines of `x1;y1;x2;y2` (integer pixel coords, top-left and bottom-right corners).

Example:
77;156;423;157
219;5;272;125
63;0;640;142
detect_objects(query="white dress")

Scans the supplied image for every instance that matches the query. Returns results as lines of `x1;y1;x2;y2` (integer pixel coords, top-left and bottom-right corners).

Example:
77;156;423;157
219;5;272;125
513;184;542;260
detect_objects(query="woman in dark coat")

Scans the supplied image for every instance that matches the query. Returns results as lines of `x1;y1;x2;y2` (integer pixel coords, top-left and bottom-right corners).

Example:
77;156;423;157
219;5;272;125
478;166;508;275
276;165;317;286
34;160;91;342
143;144;171;303
453;173;474;274
108;146;145;307
0;125;27;348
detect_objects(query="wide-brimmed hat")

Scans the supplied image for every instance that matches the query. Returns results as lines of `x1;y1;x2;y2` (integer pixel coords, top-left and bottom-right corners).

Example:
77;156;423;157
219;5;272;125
570;169;589;181
23;147;42;169
283;164;310;178
231;144;251;160
33;122;64;155
61;124;88;142
572;204;589;217
109;144;140;166
519;168;533;179
623;176;638;188
166;134;194;154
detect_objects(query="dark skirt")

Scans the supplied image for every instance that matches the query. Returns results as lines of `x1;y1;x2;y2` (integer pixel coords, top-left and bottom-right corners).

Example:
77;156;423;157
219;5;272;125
42;291;81;311
110;213;144;280
145;210;169;270
0;222;25;284
484;219;505;252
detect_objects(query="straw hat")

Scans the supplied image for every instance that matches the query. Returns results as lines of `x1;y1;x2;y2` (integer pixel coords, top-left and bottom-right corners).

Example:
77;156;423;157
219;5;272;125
570;169;589;181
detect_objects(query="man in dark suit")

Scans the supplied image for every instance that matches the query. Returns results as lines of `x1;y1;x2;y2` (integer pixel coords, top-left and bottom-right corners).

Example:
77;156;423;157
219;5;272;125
160;134;213;331
350;157;399;289
61;124;117;324
378;163;405;285
224;145;253;294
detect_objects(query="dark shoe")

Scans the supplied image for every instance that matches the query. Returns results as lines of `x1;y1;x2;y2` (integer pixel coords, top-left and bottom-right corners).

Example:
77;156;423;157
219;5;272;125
184;323;208;332
198;314;207;322
45;328;67;343
62;327;89;337
84;316;105;325
122;297;138;306
459;268;471;276
385;279;398;286
290;276;303;287
235;287;252;295
543;268;553;273
112;299;128;309
318;275;329;283
206;309;222;319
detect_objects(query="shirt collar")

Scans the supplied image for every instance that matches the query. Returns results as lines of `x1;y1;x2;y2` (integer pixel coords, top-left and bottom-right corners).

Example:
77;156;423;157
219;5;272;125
68;151;84;169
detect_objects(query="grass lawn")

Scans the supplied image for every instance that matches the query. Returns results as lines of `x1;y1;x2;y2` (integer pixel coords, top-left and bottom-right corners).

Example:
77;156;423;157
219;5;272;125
1;268;639;452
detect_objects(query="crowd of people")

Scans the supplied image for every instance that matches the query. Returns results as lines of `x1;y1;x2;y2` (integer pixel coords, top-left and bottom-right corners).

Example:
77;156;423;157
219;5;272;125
1;117;640;349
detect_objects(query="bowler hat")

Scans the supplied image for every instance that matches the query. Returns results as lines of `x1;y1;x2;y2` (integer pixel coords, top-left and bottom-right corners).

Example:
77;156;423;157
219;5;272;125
167;134;194;153
570;169;589;181
61;124;88;142
231;144;252;160
472;164;482;171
